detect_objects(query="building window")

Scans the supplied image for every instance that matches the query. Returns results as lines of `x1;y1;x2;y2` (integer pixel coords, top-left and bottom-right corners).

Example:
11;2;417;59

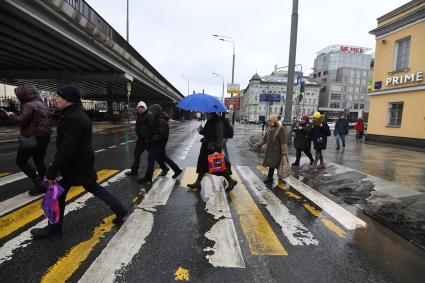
354;103;359;109
355;87;360;93
387;102;404;127
394;37;410;71
330;85;341;92
331;93;341;100
360;104;365;109
330;102;340;108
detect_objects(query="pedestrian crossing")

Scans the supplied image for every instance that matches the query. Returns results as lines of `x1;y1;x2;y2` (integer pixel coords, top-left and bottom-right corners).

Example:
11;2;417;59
0;164;369;281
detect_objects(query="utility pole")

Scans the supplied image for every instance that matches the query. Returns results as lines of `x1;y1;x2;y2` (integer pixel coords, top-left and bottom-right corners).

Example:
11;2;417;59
283;0;299;144
126;0;130;123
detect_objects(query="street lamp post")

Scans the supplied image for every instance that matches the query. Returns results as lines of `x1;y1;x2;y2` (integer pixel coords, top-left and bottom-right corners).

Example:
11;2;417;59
283;0;299;144
126;0;130;124
213;34;236;124
181;75;190;96
212;73;225;103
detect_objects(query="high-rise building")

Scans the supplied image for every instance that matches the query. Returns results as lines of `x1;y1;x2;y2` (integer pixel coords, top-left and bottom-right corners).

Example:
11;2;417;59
312;45;373;121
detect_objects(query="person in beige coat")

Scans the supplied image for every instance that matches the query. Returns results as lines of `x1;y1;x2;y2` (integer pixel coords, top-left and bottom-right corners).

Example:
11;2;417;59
253;115;289;185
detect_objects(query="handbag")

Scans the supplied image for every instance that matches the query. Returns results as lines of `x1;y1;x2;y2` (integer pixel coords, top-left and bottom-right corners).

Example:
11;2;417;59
18;134;37;149
207;152;226;173
42;181;64;224
277;155;291;180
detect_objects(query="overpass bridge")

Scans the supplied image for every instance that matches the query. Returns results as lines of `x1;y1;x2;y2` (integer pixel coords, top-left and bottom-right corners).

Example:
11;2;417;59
0;0;183;106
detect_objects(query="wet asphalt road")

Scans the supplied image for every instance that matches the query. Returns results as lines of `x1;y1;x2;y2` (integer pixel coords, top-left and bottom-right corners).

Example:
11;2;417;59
0;120;425;282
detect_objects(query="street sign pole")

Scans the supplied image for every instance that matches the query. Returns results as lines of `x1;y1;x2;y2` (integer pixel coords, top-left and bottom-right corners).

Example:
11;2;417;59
127;82;131;124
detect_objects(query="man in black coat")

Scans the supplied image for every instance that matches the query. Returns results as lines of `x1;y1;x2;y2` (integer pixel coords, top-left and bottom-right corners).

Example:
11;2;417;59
292;116;314;166
125;101;154;176
138;104;182;184
30;86;128;239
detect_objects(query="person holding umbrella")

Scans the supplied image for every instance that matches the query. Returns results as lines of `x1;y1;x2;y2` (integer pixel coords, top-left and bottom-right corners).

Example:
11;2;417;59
177;93;237;192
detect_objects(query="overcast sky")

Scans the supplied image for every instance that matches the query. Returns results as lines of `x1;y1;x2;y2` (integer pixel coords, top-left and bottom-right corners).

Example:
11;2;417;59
86;0;407;98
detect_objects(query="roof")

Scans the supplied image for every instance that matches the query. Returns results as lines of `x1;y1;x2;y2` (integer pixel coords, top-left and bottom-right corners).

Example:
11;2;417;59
376;0;424;22
250;73;262;81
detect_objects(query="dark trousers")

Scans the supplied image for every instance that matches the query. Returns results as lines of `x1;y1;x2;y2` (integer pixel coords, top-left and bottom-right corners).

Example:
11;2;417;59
314;150;324;164
52;178;125;228
130;138;147;172
159;143;180;173
295;148;314;164
16;136;50;181
144;144;167;180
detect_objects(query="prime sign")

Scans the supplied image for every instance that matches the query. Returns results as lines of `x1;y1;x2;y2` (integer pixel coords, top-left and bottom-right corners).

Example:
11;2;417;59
386;71;423;86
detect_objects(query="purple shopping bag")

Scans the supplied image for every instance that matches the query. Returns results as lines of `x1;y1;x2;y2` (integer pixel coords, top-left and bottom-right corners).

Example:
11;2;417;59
41;181;64;224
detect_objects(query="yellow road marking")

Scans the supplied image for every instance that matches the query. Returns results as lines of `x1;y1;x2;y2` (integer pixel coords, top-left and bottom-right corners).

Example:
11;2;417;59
0;169;119;239
40;215;115;283
174;267;190;281
256;165;346;239
0;172;10;178
230;171;287;256
303;204;346;238
180;167;199;192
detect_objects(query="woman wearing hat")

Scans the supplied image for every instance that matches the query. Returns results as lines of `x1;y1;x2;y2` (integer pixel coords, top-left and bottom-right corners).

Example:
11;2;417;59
30;85;128;239
310;112;331;169
253;115;288;185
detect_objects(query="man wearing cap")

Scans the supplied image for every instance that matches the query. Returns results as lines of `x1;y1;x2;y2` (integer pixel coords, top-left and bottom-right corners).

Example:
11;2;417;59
30;85;128;239
125;100;156;176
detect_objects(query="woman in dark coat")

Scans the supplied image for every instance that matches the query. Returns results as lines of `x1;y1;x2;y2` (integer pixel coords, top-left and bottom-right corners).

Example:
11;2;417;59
187;113;237;192
292;115;314;166
254;115;289;184
6;84;52;195
310;112;331;169
30;86;127;239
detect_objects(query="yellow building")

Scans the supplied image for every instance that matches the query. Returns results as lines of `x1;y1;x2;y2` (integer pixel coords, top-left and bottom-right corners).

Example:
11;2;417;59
368;0;425;149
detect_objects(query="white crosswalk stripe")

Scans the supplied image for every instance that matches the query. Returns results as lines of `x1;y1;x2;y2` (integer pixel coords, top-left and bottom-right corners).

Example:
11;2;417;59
237;166;319;246
0;172;27;187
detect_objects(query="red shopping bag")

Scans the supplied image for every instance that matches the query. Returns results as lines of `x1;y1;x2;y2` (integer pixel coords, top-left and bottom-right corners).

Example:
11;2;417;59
208;152;226;173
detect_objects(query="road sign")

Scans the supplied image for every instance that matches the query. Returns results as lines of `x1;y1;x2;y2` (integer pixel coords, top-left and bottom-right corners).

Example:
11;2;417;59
227;83;240;94
127;82;132;92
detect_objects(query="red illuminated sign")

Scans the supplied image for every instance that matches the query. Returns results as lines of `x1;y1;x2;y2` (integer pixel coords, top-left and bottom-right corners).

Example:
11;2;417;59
340;45;365;54
224;98;240;110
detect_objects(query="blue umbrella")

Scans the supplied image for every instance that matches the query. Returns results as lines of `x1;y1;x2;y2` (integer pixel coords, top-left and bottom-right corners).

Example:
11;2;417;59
176;93;228;113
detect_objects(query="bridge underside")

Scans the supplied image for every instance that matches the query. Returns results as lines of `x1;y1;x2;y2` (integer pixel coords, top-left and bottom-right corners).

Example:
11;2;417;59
0;0;182;104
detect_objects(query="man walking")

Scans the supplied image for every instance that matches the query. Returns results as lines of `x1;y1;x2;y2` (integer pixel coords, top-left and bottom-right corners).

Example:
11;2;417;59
335;113;349;150
125;101;153;176
138;104;182;184
30;86;128;239
6;84;52;195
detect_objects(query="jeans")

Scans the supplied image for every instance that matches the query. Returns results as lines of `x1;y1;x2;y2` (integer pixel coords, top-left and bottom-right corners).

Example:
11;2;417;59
336;134;346;148
314;150;324;164
16;136;50;181
52;178;125;228
159;142;180;173
130;138;147;172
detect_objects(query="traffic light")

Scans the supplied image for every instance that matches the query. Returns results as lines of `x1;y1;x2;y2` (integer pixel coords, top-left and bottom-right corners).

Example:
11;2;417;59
300;81;305;93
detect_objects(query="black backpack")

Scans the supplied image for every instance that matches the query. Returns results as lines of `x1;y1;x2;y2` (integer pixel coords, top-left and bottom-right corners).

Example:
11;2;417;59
223;118;234;139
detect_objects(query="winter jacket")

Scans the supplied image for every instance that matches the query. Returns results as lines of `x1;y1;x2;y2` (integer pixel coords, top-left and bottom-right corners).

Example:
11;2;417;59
292;122;312;151
46;104;97;185
135;110;154;141
196;114;224;174
311;121;331;150
257;125;288;168
355;121;365;132
335;118;349;135
11;84;52;137
149;104;169;145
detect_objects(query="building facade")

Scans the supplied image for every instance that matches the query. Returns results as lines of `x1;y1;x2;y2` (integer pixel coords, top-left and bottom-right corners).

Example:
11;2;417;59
312;45;373;121
367;0;425;148
242;71;320;122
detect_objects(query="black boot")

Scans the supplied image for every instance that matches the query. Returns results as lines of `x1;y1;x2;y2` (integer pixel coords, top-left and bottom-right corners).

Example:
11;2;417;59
263;168;274;184
160;167;170;176
31;224;62;239
29;177;46;196
172;168;183;179
125;170;138;176
187;174;203;190
225;178;238;193
113;208;129;225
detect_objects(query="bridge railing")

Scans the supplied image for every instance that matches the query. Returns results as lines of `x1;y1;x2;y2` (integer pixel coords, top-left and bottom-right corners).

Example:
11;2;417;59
62;0;181;97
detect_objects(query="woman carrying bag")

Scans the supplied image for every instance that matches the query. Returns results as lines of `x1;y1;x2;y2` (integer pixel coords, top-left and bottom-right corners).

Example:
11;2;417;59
187;113;237;192
253;115;289;185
